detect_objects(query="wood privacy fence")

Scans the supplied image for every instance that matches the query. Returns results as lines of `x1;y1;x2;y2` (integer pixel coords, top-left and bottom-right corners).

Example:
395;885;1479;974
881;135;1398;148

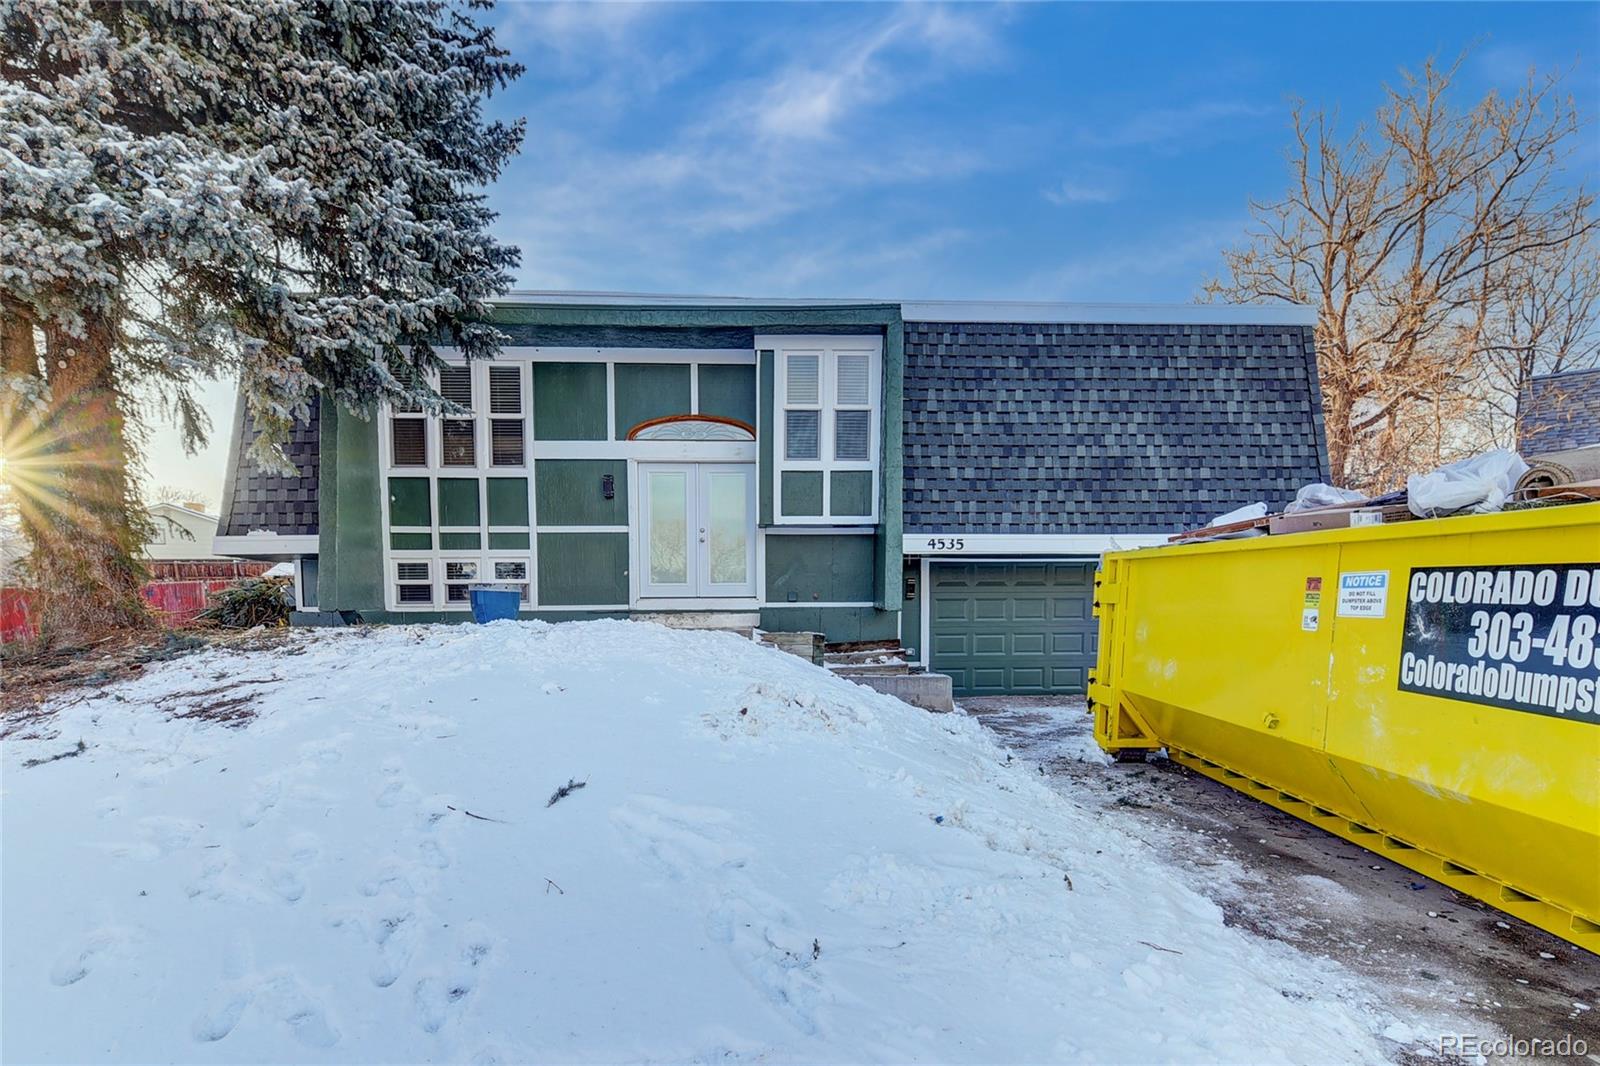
1;561;273;642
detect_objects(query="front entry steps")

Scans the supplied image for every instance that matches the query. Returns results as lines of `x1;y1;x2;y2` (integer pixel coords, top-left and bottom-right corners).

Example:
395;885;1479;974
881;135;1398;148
760;635;955;713
631;611;760;639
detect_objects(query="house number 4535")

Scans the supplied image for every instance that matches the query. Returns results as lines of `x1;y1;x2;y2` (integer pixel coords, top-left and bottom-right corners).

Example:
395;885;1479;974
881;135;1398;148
928;537;966;551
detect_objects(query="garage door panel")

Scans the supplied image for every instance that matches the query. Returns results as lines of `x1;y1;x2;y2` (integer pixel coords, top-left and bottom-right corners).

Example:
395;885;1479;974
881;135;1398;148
1012;632;1046;656
972;633;1006;657
1050;632;1086;655
1011;667;1045;688
1051;666;1086;689
1012;597;1046;621
1049;595;1091;621
974;599;1006;621
930;561;1097;697
972;667;1007;690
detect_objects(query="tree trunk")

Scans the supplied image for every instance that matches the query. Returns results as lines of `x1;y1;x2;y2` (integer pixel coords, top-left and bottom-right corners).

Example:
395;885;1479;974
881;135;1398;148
18;313;152;644
1321;373;1354;486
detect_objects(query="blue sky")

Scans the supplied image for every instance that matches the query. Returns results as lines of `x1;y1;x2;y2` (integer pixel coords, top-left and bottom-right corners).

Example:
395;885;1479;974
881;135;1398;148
155;0;1600;500
483;1;1600;302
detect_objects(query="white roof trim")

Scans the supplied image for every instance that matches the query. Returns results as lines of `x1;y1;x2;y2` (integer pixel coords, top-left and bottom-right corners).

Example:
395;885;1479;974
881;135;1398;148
147;501;218;521
488;290;1316;326
213;533;318;559
903;533;1170;556
900;300;1316;326
489;290;888;308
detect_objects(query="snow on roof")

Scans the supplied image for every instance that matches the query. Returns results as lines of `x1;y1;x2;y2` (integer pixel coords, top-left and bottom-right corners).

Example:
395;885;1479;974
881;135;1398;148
3;620;1426;1061
492;290;1317;326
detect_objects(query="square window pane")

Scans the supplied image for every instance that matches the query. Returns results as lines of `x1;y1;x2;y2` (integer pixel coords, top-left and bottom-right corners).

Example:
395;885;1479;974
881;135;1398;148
440;366;473;409
834;410;870;460
442;420;475;466
397;584;432;604
836;353;870;405
489;366;521;414
785;353;819;405
391;418;426;466
784;410;819;460
491;419;524;466
446;583;470;602
396;562;430;581
445;561;478;581
494;561;527;581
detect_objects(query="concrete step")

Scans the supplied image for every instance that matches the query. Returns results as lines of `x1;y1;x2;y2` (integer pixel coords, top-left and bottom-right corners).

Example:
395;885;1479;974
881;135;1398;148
631;611;760;637
824;647;906;666
847;672;954;713
828;661;909;677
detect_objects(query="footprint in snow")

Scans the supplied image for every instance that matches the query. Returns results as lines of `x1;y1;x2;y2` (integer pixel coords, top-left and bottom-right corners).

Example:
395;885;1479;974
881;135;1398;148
412;928;494;1034
266;862;307;904
49;927;135;986
369;908;423;988
239;776;282;829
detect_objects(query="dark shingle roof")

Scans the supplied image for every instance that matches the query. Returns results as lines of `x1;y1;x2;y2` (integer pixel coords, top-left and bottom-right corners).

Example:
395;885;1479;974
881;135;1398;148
1519;368;1600;454
902;321;1328;534
216;399;320;537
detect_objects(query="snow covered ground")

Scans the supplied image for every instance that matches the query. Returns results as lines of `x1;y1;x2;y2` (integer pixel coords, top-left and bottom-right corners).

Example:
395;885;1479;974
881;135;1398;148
3;621;1455;1063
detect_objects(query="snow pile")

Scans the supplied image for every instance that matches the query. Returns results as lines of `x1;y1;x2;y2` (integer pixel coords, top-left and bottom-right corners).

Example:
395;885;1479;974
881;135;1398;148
4;621;1430;1063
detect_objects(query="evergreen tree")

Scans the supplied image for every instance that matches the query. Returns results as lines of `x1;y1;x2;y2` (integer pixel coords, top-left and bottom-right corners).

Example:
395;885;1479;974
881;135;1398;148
0;0;523;643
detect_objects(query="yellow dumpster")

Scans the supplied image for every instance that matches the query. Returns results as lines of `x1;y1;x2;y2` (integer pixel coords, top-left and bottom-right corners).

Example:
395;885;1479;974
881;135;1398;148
1088;502;1600;951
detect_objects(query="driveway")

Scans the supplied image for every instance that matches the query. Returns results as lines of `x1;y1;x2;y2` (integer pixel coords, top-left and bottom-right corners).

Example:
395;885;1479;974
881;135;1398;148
961;696;1599;1064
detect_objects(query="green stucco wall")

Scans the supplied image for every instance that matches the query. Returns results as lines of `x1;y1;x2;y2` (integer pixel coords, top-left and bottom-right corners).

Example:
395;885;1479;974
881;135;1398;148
779;471;823;517
319;399;385;614
758;349;775;526
698;364;757;427
614;363;691;437
758;606;898;642
534;460;627;526
533;362;606;440
829;471;873;517
765;533;876;603
537;532;629;605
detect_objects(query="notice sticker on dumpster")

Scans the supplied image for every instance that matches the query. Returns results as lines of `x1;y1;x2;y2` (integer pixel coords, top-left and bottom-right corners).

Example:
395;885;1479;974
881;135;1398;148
1301;576;1322;631
1337;570;1389;618
1398;564;1600;723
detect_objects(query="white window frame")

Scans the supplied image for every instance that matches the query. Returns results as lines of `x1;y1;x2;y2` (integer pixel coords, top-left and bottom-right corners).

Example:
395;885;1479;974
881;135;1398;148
763;335;882;525
378;347;757;612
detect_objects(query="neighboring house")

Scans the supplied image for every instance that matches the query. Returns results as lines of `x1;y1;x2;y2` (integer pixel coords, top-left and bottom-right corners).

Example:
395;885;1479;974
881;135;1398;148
144;502;227;561
1518;367;1600;454
216;293;1326;696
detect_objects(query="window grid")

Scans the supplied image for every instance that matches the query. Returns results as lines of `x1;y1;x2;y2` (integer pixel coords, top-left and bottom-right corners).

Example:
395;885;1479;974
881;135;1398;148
771;340;881;524
381;360;533;611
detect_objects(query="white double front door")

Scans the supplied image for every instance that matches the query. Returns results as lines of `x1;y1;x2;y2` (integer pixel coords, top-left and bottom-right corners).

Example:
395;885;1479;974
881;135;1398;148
638;463;756;599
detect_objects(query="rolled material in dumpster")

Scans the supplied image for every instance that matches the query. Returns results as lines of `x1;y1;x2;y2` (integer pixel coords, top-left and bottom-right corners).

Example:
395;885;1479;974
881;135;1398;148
1516;444;1600;493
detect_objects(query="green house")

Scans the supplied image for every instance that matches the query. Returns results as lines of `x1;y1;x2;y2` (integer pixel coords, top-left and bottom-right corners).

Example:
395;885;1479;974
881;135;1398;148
217;293;1326;696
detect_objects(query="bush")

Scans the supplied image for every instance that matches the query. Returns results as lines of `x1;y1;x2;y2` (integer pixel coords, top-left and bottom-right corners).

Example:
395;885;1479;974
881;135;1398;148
196;577;293;629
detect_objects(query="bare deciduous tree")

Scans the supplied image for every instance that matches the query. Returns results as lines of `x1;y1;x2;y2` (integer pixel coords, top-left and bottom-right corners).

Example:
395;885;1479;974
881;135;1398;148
1207;55;1597;491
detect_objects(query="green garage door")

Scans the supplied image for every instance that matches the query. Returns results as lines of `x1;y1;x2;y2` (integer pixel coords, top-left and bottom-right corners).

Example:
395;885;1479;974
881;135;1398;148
929;561;1097;696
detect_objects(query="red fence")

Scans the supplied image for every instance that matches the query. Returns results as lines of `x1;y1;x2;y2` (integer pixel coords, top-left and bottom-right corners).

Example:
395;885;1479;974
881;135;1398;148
1;561;273;642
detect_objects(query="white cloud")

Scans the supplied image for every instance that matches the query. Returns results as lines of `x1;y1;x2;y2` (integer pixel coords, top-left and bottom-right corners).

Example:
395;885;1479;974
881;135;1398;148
740;5;1006;143
494;4;1016;294
1021;217;1249;302
1044;171;1123;205
1076;99;1274;151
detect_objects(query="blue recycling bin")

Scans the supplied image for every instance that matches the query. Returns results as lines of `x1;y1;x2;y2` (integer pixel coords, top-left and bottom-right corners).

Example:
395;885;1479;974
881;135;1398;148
468;584;520;623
